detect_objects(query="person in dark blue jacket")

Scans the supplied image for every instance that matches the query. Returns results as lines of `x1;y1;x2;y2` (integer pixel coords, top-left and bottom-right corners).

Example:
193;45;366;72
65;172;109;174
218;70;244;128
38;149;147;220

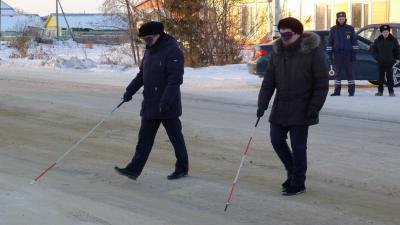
114;21;189;181
327;12;358;96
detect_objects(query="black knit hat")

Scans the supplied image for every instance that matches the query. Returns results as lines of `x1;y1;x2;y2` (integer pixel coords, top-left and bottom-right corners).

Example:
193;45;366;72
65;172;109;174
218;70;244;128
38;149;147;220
380;24;391;32
138;21;164;37
336;11;346;18
278;17;304;34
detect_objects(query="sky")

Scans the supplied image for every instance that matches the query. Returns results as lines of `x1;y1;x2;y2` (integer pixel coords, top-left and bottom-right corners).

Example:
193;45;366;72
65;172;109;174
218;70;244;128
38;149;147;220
4;0;104;16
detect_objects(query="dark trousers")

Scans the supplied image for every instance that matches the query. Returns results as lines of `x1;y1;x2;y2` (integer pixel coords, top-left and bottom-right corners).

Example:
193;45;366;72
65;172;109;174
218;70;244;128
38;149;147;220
270;123;309;186
378;64;394;93
333;51;355;95
127;117;189;175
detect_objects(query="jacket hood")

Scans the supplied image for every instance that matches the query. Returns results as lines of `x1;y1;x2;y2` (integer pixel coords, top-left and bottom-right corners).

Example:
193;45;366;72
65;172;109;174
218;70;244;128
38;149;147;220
273;31;321;54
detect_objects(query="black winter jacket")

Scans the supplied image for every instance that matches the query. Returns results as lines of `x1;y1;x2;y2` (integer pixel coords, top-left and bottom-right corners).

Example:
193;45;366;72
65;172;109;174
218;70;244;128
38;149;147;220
372;34;400;66
125;34;184;119
258;32;329;126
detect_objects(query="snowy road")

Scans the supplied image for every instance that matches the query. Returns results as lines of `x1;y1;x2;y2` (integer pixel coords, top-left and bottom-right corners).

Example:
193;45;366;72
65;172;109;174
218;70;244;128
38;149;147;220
0;66;399;225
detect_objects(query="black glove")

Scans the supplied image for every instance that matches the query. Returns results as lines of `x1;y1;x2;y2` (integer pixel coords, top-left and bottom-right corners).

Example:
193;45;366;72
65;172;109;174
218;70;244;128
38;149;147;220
351;54;356;62
328;54;333;64
257;108;266;118
123;91;133;102
159;102;169;113
307;110;318;118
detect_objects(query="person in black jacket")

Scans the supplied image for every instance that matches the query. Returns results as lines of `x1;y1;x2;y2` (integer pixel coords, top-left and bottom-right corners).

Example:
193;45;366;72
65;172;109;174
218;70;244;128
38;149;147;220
257;17;329;195
372;25;400;97
114;21;189;180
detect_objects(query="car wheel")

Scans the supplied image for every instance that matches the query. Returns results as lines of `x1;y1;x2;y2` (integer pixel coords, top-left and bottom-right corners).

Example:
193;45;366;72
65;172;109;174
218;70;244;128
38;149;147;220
368;80;379;85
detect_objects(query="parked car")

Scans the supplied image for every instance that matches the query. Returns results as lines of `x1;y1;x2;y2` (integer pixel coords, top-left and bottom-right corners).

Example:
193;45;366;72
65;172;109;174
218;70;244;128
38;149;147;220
357;23;400;43
247;30;400;87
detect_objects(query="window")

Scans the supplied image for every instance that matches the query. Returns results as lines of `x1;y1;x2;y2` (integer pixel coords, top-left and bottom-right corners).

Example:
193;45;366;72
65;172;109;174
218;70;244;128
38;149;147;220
395;28;400;43
358;28;375;40
315;4;332;30
352;3;369;29
358;39;370;51
315;4;325;30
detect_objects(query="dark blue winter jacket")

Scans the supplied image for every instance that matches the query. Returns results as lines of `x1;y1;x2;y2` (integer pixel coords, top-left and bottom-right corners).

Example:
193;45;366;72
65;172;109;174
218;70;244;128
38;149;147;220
125;34;184;119
326;24;358;58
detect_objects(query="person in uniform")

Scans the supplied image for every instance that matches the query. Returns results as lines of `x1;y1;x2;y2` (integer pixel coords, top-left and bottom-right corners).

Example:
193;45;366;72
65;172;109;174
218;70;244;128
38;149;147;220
326;12;358;96
372;24;400;97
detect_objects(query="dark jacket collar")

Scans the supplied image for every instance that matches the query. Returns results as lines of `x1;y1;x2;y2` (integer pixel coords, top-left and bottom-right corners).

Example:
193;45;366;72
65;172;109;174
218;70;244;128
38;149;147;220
273;31;321;55
378;33;395;40
147;33;171;52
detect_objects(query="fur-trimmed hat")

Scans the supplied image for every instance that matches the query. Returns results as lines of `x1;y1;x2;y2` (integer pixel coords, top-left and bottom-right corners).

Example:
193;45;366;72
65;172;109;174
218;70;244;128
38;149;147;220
336;11;346;18
138;21;164;37
380;24;391;33
277;17;304;34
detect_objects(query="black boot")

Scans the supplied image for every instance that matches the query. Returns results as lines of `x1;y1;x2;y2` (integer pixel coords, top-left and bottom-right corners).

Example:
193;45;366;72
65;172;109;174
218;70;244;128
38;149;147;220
114;166;139;180
330;93;340;96
281;184;306;196
167;171;188;180
281;178;291;191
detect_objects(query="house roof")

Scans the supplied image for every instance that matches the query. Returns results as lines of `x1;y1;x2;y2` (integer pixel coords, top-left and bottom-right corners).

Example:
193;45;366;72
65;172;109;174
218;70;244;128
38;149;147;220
0;14;42;32
47;13;128;30
134;0;164;10
1;1;17;15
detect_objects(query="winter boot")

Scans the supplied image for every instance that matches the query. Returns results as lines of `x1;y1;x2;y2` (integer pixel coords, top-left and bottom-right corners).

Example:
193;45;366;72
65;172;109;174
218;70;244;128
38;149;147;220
330;93;340;96
167;171;188;180
281;184;306;196
281;178;291;191
375;92;383;96
114;166;138;180
389;92;396;97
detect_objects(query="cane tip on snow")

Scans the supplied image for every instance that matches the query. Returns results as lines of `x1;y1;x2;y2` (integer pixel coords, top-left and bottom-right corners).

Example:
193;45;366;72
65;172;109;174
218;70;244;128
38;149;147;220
30;180;36;185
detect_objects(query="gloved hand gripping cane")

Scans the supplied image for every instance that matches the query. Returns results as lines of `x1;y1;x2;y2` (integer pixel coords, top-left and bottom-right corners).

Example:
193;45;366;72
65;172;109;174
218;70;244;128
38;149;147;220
30;100;125;184
224;116;261;211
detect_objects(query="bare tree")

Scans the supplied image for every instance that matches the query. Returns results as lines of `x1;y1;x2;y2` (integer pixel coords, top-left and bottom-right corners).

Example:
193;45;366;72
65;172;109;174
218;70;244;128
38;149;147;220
102;0;142;65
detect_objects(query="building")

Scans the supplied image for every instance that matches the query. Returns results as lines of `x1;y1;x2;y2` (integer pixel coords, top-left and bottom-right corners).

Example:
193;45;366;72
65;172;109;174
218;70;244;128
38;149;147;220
43;13;128;38
0;14;43;37
0;1;16;15
239;0;400;44
43;13;129;44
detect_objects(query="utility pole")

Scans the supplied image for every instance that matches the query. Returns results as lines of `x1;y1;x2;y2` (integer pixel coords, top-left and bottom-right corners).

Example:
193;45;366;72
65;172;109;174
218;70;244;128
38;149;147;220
0;0;2;46
274;0;280;38
56;0;59;40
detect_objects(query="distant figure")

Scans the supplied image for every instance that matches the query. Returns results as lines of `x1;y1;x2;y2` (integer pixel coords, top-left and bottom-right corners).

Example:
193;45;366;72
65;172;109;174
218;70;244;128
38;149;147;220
372;24;400;97
257;17;329;196
115;21;189;181
327;12;358;96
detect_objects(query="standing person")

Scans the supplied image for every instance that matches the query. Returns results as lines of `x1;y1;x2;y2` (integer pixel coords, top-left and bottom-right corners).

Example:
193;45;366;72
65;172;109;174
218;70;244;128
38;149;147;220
115;21;189;180
326;12;358;96
372;24;400;97
257;17;329;196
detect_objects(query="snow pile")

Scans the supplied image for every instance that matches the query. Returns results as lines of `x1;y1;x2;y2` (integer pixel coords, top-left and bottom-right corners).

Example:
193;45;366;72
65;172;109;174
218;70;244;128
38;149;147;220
0;40;134;70
42;56;97;70
99;43;136;67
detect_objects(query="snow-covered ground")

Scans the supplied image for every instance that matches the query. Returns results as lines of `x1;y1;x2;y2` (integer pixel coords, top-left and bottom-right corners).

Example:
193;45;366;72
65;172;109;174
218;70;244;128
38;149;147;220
1;39;400;225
